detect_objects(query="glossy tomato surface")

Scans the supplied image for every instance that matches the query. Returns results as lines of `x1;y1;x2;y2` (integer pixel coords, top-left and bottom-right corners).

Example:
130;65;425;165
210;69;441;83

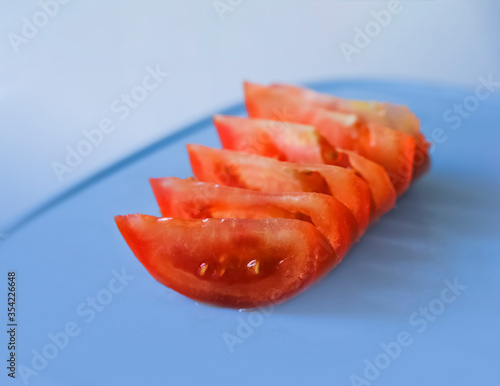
244;82;416;195
150;177;357;259
115;214;335;308
214;115;396;221
269;83;431;179
187;144;370;236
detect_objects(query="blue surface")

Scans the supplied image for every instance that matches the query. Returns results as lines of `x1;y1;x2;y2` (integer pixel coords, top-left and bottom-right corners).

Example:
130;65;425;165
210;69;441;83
2;80;499;386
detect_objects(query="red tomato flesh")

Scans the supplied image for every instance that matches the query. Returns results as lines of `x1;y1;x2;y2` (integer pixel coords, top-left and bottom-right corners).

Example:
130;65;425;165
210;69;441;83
244;82;416;195
214;115;396;222
150;177;356;260
269;83;421;136
187;144;370;237
115;215;335;308
267;83;431;179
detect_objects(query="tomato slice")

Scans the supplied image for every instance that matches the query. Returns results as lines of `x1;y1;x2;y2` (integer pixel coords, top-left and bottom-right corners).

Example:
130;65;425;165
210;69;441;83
187;144;370;237
115;215;335;308
150;177;357;260
268;83;431;180
269;83;421;136
244;82;416;195
214;115;396;222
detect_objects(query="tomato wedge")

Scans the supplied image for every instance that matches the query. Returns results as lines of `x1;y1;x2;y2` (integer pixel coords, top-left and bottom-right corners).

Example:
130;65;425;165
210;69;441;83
115;215;335;308
244;82;416;195
150;177;357;260
269;83;421;136
214;115;396;222
187;144;370;237
267;83;431;179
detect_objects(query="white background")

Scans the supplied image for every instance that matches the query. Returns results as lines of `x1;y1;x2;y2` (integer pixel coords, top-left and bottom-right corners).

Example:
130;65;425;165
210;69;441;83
1;0;499;231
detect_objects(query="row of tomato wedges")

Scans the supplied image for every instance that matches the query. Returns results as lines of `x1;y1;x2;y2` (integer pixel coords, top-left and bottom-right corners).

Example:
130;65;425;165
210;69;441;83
115;82;431;309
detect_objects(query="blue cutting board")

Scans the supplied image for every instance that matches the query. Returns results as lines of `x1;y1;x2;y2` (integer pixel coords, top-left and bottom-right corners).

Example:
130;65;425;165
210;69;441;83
2;80;499;386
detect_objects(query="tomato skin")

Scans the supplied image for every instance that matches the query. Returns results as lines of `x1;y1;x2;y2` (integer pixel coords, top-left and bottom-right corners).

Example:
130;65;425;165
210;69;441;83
265;83;431;180
357;121;415;195
411;132;431;180
214;116;396;222
115;215;335;308
150;177;356;260
244;82;416;195
338;150;395;222
187;144;370;237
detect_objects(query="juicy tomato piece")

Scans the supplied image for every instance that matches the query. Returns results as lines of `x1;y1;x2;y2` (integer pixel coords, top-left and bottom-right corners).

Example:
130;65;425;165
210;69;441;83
214;115;396;222
187;144;370;237
269;83;421;136
214;115;322;163
244;82;416;195
115;215;335;308
268;83;431;180
150;177;357;260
